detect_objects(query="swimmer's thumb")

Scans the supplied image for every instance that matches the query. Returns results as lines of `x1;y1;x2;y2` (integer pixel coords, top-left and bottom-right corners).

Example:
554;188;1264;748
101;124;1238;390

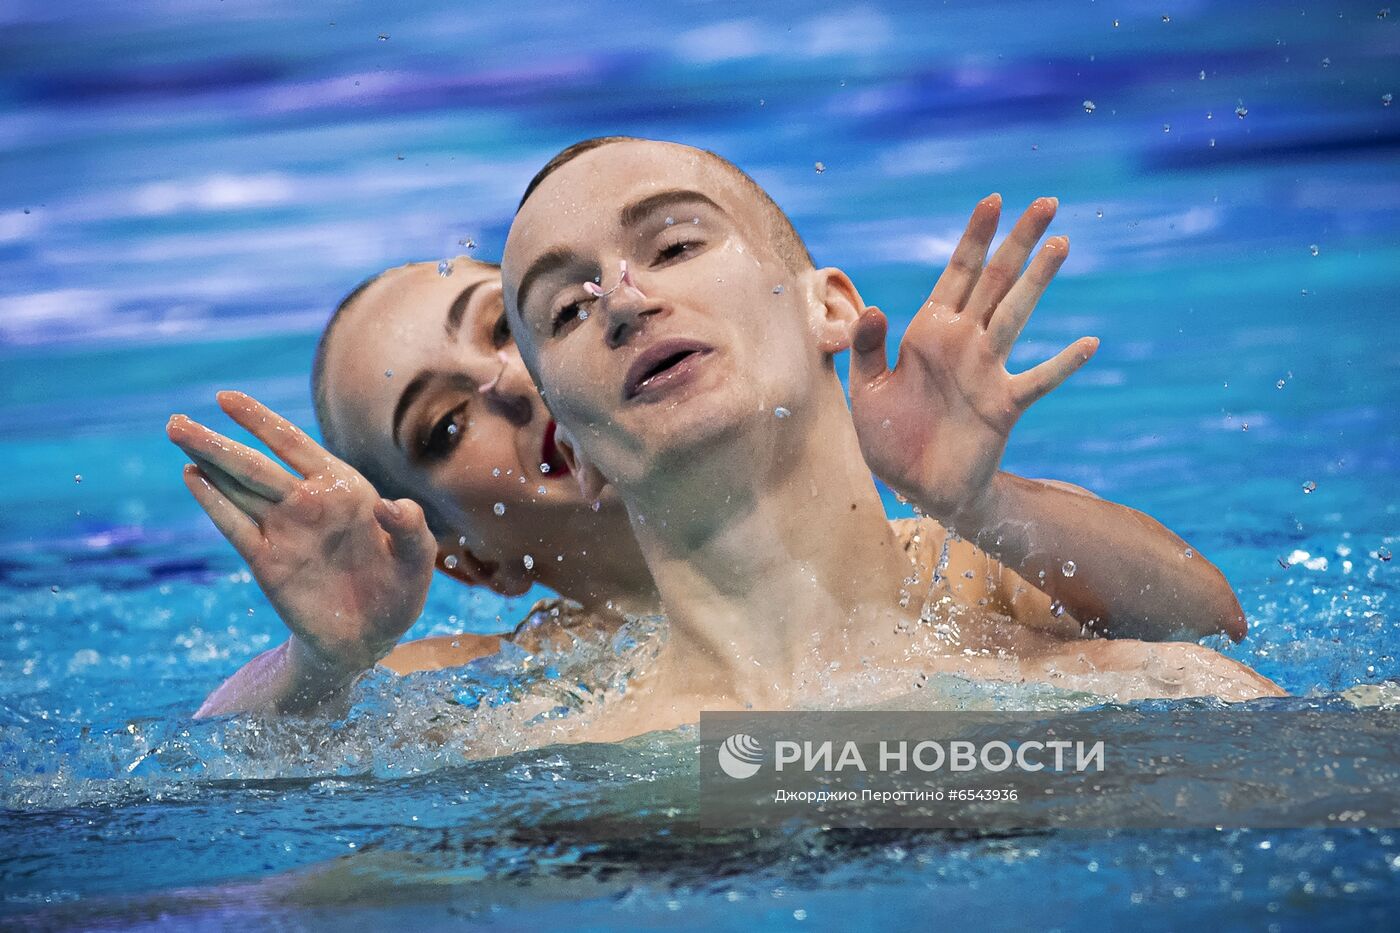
374;498;436;568
849;306;890;387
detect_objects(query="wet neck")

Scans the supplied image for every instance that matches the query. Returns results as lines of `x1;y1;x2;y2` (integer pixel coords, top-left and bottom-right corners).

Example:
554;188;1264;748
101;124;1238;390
627;385;912;704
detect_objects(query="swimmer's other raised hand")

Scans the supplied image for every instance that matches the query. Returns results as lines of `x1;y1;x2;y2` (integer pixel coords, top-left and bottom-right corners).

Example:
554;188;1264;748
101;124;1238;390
847;195;1097;528
167;391;438;678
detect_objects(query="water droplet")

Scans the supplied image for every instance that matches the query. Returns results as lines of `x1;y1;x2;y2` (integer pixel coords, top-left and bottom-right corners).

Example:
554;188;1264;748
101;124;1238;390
523;554;535;570
1309;244;1319;256
1049;599;1066;617
1082;100;1097;113
1161;14;1171;22
491;467;500;477
73;474;82;484
1112;18;1120;27
590;500;602;512
772;284;784;295
1184;548;1194;559
1302;480;1317;494
438;260;453;277
444;554;459;570
1209;138;1216;148
493;502;506;516
1384;93;1394;107
1235;103;1248;119
247;607;255;615
458;535;467;547
384;369;394;378
458;237;477;250
1095;209;1103;218
1380;8;1392;19
814;162;826;174
774;407;791;419
1199;70;1207;80
1241;422;1249;432
794;909;808;921
578;308;590;322
665;216;675;226
50;584;60;594
1276;379;1286;389
1321;57;1331;68
377;33;389;41
1379;547;1392;562
1163;123;1171;133
1061;560;1077;578
1206;110;1214;120
540;462;551;474
446;423;458;436
536;485;547;495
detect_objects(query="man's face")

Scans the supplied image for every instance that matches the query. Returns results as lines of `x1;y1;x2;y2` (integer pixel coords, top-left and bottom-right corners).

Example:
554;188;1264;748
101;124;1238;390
503;140;823;492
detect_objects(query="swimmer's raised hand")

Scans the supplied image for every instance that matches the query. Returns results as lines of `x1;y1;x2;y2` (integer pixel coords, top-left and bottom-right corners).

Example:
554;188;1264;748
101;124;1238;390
167;392;438;684
847;195;1097;527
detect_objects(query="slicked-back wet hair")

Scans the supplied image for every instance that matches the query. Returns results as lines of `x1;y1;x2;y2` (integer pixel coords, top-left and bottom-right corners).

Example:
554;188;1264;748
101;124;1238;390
516;136;816;272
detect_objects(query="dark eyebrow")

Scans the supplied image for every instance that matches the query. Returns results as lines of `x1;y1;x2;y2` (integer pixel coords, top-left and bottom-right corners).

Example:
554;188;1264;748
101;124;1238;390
444;279;489;338
619;189;725;230
515;246;589;323
391;371;433;452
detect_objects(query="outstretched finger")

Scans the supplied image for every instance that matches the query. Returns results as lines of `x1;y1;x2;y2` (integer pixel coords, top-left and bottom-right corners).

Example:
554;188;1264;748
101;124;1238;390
986;236;1069;358
1012;337;1099;408
964;197;1058;325
182;464;263;559
926;194;1001;312
183;450;273;522
848;307;891;388
218;391;339;478
167;414;291;502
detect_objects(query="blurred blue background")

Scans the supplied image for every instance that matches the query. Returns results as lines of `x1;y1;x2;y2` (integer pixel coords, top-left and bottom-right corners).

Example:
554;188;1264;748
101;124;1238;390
2;0;1399;925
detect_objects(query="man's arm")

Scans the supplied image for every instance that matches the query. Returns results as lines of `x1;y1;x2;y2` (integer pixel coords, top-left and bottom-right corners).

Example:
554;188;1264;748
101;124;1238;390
961;474;1244;640
848;196;1244;642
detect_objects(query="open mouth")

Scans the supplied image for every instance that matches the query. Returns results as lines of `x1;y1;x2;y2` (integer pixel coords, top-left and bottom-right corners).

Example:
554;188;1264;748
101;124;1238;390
624;339;713;401
539;419;571;478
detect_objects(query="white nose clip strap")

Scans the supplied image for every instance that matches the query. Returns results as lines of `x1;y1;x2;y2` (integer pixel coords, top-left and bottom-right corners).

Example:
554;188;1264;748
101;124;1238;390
477;349;511;395
582;260;647;302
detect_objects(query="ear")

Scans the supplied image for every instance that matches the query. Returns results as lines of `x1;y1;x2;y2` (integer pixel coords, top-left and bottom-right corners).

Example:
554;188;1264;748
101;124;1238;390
555;424;610;505
808;267;865;356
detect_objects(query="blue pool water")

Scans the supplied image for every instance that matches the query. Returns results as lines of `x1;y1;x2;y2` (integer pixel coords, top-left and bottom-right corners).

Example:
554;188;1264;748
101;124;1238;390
3;0;1399;928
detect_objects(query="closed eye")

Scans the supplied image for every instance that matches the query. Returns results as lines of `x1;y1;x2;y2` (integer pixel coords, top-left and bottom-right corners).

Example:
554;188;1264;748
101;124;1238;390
654;239;700;265
550;297;594;336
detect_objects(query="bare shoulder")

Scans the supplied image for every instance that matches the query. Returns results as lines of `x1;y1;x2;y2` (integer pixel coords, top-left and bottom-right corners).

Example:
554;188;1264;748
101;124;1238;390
378;633;502;674
1065;640;1287;701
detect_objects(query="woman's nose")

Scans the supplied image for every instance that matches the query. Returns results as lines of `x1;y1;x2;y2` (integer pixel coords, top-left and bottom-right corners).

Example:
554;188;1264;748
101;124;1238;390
478;351;535;427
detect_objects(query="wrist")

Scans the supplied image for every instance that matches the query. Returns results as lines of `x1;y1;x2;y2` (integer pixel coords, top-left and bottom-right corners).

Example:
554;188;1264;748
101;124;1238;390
285;633;383;683
944;472;1011;539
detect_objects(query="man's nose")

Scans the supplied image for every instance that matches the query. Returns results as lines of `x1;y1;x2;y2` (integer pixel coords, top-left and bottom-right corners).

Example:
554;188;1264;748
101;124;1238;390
601;287;665;349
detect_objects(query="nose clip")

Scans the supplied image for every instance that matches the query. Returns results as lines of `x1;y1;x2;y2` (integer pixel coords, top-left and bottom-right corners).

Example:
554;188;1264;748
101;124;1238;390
582;260;647;302
477;350;512;395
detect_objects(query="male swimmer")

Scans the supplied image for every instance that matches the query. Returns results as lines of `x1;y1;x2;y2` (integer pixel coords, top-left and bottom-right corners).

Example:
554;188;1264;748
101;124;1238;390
172;141;1272;723
496;136;1283;741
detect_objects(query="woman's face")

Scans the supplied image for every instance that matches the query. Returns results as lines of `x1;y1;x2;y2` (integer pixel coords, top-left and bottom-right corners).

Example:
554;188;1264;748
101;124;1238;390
318;258;589;593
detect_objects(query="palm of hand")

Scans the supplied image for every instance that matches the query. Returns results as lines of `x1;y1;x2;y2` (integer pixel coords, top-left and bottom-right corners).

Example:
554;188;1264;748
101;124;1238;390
848;196;1097;524
254;471;434;667
169;392;440;672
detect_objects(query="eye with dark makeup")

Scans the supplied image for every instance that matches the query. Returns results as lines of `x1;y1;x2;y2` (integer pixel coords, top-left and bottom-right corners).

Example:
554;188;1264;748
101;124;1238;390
550;294;593;336
652;234;704;266
418;401;469;461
